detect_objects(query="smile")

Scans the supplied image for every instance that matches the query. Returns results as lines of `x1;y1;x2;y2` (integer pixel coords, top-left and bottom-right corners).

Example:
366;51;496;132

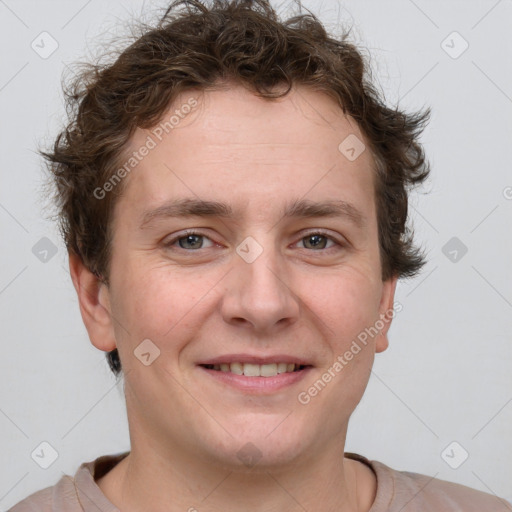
200;362;308;377
198;361;313;393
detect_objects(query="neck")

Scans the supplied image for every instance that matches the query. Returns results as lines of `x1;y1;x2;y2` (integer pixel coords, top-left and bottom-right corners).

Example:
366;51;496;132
96;437;375;512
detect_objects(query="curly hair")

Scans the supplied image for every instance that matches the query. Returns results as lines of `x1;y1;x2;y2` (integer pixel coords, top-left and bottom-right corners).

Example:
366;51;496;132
41;0;431;378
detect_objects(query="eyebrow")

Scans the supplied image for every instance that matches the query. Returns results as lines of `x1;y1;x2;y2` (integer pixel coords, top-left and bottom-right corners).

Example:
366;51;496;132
139;197;366;229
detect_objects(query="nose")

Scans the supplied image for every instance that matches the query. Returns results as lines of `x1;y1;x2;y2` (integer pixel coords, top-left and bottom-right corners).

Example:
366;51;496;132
220;237;300;334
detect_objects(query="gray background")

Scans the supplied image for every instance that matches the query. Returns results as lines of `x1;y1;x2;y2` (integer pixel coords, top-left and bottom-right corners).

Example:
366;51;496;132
1;0;511;509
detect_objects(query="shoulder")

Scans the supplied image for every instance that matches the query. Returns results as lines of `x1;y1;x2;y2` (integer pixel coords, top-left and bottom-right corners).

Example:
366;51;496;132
8;452;128;512
8;474;76;511
370;458;512;511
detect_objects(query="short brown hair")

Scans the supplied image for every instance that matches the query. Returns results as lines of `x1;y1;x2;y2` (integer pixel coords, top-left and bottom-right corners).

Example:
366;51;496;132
41;0;431;378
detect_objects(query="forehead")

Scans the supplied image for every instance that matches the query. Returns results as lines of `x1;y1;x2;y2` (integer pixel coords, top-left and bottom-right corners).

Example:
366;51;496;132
115;83;376;224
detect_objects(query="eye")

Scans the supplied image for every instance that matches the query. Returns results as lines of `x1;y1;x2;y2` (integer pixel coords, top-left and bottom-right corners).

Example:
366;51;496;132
295;231;341;251
164;230;215;250
163;230;344;253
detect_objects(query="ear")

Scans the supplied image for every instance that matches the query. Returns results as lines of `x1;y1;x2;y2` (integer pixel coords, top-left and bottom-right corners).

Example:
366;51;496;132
68;252;117;352
375;275;398;354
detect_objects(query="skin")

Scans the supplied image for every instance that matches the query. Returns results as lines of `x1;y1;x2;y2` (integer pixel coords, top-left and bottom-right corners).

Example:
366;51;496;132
70;81;398;512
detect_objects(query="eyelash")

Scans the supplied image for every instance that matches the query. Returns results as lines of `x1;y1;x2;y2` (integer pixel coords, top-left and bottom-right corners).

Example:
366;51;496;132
163;229;345;253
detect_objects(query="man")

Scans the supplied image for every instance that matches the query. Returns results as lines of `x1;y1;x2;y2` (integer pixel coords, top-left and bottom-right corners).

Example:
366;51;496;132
10;0;510;510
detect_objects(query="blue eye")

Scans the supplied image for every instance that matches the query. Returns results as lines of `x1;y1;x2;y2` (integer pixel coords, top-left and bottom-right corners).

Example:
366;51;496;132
166;231;214;250
163;230;343;253
299;232;337;250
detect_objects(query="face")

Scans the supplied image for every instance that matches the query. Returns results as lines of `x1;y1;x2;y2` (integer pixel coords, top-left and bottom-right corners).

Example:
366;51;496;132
76;82;397;470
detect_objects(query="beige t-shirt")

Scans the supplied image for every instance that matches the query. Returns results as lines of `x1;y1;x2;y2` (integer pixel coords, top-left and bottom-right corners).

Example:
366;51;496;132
9;451;511;511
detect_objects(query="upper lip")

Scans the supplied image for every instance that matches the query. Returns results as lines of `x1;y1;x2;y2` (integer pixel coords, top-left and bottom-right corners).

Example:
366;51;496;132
198;354;312;366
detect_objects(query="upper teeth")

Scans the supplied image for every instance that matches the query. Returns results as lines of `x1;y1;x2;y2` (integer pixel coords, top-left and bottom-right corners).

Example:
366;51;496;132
213;363;298;377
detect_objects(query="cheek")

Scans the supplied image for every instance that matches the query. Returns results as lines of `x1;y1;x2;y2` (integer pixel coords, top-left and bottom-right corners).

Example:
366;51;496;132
305;273;380;409
305;269;382;340
109;262;220;348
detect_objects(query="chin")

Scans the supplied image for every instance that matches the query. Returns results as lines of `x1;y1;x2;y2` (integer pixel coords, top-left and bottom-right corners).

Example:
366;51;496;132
203;423;312;472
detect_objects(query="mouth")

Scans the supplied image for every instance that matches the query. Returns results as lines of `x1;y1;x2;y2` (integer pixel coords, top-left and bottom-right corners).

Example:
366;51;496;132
199;362;311;377
197;359;313;393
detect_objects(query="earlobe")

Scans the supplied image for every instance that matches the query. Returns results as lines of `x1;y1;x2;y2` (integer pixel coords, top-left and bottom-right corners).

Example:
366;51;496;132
375;336;389;353
375;275;398;354
68;252;117;352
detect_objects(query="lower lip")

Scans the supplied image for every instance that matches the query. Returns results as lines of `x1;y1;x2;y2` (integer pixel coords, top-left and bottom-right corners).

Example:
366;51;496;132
198;366;312;393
